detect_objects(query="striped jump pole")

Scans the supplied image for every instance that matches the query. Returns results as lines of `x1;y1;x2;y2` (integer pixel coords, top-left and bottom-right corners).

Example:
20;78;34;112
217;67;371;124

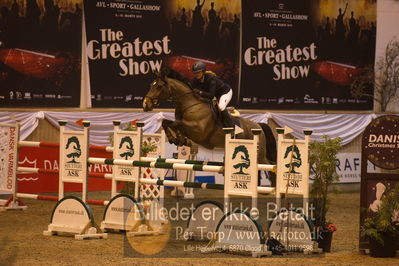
18;141;59;149
139;178;224;190
18;140;114;153
138;178;275;194
17;167;59;175
17;167;113;179
18;144;276;171
88;157;225;173
16;166;275;194
139;156;224;166
88;157;276;173
14;193;109;206
139;156;276;172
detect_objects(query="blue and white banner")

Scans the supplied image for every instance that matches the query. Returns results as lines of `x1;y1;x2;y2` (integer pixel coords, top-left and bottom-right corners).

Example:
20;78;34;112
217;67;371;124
336;153;380;183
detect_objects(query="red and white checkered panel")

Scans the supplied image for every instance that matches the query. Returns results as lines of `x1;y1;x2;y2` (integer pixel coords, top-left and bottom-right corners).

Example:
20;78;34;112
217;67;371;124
140;134;165;201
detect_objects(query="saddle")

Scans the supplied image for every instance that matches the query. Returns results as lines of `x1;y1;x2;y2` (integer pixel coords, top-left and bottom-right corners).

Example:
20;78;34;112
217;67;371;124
209;99;240;129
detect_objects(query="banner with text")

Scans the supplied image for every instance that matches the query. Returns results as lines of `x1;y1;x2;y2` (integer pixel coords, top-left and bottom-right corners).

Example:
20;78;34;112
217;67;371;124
0;0;82;107
239;0;376;110
17;146;117;194
335;153;380;183
84;0;241;107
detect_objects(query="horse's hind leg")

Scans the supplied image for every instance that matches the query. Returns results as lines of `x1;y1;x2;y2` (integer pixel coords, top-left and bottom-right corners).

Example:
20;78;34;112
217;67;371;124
258;170;276;187
162;120;176;143
265;171;276;187
162;120;191;146
162;120;180;145
268;171;276;187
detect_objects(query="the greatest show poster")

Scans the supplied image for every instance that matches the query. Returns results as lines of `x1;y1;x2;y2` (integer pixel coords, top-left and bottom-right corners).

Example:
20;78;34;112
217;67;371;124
84;0;241;108
0;0;82;107
239;0;376;110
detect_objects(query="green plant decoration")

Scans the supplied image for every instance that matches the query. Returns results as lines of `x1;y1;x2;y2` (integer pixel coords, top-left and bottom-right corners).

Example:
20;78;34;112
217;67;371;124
309;135;342;229
361;183;399;245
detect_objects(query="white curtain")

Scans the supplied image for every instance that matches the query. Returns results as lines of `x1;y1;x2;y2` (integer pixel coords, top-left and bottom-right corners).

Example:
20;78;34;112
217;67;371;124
240;113;270;124
0;111;43;140
270;113;377;145
44;111;175;145
1;111;395;146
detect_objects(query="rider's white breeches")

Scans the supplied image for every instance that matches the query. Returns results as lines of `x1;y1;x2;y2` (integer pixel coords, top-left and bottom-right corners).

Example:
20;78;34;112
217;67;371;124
218;89;232;111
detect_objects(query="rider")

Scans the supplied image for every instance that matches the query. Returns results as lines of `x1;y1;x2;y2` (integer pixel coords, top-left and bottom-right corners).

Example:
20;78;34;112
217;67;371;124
191;61;234;128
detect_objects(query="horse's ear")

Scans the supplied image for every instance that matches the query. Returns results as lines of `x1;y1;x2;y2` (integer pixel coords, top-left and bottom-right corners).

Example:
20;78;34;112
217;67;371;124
160;67;169;79
154;70;161;77
154;69;167;82
161;71;167;81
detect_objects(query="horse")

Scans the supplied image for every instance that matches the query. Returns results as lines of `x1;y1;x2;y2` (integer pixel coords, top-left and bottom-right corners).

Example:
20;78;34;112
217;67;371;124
143;72;277;184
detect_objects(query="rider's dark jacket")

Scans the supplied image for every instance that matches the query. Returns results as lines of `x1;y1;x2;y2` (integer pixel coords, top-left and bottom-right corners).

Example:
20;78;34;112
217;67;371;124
162;67;231;100
192;73;231;100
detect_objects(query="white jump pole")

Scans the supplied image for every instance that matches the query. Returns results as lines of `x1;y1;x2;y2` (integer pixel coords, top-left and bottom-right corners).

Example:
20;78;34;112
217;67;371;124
18;140;114;153
14;193;109;206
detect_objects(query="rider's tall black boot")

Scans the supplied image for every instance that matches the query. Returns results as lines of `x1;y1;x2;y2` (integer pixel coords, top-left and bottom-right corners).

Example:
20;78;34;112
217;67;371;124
221;109;234;128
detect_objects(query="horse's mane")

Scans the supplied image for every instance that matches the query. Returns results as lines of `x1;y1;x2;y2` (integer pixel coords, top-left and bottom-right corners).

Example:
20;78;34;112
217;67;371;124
161;67;192;88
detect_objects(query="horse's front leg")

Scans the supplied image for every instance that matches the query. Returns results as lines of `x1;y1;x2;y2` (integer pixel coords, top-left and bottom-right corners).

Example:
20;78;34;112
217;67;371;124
162;120;192;147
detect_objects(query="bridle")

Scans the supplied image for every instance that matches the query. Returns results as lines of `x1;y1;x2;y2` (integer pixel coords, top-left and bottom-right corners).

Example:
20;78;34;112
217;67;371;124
144;79;167;107
145;77;202;114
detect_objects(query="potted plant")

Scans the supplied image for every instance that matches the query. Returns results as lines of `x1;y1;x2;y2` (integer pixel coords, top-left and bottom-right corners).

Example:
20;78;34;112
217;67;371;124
309;135;342;252
361;183;399;257
108;120;157;154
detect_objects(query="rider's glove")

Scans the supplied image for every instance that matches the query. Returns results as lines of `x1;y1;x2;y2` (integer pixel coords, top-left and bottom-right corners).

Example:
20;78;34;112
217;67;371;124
193;89;202;96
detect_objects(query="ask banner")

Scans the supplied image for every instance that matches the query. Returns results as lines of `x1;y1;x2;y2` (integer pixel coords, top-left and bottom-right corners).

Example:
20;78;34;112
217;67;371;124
239;0;376;110
84;0;241;107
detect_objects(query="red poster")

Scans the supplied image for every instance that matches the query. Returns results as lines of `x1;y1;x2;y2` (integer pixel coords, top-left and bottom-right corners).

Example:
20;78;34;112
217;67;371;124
17;146;121;193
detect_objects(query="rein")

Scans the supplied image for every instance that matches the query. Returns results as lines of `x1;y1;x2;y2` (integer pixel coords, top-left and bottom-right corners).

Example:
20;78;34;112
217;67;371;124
147;78;204;115
179;102;203;115
168;86;206;116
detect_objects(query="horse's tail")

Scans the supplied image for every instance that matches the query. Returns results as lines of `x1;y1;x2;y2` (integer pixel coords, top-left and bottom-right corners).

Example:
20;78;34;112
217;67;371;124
259;123;277;164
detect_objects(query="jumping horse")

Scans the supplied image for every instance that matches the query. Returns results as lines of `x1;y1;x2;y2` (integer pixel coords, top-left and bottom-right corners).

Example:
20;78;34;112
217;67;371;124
143;72;277;184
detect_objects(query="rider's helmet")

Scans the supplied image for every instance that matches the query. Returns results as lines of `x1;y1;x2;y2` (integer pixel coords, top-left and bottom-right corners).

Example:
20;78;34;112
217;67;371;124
192;61;206;74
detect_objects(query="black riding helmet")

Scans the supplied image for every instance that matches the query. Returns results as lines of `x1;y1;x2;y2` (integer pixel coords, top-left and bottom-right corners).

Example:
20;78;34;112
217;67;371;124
192;61;206;73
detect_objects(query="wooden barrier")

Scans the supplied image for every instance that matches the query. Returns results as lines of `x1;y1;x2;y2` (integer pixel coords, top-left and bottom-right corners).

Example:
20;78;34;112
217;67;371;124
93;124;280;246
1;121;166;210
1;121;315;252
0;122;24;210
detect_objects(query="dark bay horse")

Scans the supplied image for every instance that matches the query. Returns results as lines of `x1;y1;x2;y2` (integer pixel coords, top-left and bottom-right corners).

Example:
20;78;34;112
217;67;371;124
143;73;277;168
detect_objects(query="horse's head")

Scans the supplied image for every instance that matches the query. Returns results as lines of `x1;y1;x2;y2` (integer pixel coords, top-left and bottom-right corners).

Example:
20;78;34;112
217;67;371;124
143;71;171;111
